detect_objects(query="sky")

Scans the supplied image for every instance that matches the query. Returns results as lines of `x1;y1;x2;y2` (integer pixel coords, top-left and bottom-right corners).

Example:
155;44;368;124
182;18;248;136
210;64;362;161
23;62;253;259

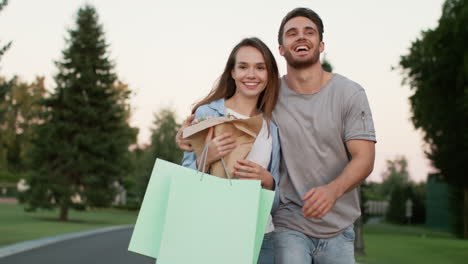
0;0;445;182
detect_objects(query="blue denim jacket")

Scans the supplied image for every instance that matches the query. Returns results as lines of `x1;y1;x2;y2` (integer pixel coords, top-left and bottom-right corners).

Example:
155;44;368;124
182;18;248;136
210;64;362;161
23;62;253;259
181;98;281;211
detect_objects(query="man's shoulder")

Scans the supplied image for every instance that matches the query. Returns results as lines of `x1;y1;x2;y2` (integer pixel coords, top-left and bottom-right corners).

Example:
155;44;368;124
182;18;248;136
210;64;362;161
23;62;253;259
331;73;365;96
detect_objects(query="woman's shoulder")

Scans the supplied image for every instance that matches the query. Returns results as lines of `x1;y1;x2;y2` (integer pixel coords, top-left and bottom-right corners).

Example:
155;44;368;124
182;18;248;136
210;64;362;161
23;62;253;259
194;99;225;118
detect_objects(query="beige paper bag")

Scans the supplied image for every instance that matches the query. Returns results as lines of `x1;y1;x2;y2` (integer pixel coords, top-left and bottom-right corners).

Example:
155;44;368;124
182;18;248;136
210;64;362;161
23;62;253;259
182;114;263;178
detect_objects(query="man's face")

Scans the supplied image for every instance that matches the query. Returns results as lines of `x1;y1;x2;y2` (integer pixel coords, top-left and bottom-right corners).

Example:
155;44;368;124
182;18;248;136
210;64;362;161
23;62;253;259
279;16;324;69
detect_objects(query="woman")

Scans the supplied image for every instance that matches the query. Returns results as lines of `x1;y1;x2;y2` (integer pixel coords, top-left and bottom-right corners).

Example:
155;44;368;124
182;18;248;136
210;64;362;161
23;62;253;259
181;37;280;264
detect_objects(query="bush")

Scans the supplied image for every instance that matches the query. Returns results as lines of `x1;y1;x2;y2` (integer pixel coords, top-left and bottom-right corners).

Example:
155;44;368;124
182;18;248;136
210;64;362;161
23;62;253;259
0;170;20;184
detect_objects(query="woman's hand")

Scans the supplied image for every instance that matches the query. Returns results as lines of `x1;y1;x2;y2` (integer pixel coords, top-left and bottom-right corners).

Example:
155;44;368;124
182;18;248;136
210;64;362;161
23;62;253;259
197;127;236;170
233;160;274;190
175;114;195;151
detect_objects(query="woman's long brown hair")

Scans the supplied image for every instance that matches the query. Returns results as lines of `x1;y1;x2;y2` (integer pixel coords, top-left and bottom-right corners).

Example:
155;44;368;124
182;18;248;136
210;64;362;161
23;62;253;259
192;37;280;129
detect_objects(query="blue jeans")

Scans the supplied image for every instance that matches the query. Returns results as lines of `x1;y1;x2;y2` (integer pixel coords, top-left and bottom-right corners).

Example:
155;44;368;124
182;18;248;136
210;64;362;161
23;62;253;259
258;232;275;264
273;226;355;264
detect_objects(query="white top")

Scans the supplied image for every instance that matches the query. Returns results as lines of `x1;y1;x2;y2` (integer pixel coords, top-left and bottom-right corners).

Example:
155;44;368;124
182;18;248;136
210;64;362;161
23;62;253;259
225;107;275;233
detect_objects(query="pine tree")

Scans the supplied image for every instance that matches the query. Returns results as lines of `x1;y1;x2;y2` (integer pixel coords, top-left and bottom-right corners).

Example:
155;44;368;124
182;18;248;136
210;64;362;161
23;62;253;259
23;5;137;221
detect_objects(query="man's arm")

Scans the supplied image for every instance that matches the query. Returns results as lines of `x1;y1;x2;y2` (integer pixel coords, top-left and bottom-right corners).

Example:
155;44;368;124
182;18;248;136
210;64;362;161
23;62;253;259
302;139;375;218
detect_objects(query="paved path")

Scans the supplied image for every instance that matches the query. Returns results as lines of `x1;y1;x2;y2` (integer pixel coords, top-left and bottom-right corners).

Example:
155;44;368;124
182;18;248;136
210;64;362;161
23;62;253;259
0;227;154;264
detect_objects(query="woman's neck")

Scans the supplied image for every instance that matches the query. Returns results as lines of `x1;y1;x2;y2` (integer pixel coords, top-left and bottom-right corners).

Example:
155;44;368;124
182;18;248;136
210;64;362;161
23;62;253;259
224;94;259;117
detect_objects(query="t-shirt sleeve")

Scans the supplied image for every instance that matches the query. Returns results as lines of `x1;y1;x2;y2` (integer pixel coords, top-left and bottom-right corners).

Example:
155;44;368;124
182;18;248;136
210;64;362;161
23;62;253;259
344;90;377;142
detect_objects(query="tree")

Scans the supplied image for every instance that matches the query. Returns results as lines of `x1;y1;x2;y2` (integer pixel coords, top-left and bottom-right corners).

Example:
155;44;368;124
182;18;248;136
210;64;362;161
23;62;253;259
380;155;410;198
0;0;13;165
135;108;183;199
321;55;333;72
399;0;468;237
380;156;411;224
0;77;46;180
23;5;137;221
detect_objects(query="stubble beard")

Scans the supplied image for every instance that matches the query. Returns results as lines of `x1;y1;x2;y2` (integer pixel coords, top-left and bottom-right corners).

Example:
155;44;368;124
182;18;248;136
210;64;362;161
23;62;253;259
283;47;320;70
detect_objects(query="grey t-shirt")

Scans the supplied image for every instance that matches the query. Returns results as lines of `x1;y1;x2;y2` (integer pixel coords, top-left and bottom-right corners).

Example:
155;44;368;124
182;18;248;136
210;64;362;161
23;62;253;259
272;73;376;238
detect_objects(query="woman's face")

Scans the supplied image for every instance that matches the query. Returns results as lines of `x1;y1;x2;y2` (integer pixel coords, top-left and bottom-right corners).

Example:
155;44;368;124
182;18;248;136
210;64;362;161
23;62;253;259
231;46;268;100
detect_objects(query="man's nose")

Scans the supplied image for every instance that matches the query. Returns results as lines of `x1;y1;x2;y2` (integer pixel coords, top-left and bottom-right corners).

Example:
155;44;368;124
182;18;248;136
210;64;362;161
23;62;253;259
297;32;306;40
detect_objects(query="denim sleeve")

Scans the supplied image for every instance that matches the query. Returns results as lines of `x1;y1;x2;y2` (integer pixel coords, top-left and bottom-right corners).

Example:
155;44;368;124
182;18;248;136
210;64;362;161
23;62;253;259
269;123;281;212
182;151;198;170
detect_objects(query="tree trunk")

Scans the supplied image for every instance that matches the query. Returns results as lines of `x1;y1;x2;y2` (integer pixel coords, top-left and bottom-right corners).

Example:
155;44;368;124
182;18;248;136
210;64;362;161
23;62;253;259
464;187;468;239
59;202;69;221
354;216;365;256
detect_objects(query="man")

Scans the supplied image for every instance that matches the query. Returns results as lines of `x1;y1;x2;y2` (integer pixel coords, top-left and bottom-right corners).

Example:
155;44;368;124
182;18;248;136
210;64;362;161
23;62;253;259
176;7;376;264
270;8;375;264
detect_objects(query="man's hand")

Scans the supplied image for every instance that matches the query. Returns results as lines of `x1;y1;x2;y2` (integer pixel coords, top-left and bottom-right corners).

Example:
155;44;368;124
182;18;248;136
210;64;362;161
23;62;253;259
175;114;195;151
302;140;375;219
234;160;274;190
301;184;340;219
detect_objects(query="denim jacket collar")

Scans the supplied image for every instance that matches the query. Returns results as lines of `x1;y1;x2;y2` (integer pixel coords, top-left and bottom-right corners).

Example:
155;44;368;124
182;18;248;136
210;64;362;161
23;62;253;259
206;98;225;116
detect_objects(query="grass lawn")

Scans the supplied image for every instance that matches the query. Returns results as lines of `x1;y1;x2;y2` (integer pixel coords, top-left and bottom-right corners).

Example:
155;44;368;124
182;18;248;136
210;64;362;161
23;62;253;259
0;203;138;247
357;222;468;264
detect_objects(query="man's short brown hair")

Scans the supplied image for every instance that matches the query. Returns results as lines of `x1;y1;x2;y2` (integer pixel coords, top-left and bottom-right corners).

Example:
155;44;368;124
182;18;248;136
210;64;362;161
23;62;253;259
278;7;324;45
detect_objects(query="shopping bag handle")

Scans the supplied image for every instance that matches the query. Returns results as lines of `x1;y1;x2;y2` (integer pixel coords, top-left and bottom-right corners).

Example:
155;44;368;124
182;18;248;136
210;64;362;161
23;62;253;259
198;144;232;185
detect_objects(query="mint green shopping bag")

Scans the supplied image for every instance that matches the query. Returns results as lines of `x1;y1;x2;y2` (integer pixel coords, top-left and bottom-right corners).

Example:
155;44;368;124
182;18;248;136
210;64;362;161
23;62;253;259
128;159;177;258
128;159;274;264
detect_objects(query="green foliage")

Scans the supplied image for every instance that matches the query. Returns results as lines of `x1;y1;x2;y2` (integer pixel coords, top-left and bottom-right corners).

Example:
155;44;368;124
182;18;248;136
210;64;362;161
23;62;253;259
399;0;468;237
362;182;387;201
367;156;426;224
409;182;427;224
380;155;409;198
321;55;333;72
400;0;467;186
148;108;183;163
0;77;47;180
23;5;137;221
386;185;408;224
132;108;182;201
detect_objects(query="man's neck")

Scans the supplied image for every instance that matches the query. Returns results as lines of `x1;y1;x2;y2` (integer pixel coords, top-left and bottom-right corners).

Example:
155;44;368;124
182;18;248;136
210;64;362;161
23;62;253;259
285;63;333;94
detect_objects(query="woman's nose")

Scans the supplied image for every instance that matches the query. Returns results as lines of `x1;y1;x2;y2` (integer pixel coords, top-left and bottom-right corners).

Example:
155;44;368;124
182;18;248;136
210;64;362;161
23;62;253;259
246;68;255;78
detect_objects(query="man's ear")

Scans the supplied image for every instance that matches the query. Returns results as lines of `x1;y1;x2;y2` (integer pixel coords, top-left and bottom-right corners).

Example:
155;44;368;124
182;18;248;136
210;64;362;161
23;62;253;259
279;45;285;56
319;41;325;53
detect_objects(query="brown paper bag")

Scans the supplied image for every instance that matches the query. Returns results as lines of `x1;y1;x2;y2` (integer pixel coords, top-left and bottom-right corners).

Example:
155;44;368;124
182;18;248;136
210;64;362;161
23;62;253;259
182;114;263;178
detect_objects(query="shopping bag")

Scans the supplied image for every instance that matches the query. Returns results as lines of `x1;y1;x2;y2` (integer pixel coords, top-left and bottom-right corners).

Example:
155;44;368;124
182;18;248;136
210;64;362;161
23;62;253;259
128;158;177;258
182;114;263;178
128;159;274;264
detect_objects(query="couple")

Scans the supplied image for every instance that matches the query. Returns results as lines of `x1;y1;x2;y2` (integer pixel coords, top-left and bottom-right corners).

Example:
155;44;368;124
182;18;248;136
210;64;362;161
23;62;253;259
177;7;376;264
